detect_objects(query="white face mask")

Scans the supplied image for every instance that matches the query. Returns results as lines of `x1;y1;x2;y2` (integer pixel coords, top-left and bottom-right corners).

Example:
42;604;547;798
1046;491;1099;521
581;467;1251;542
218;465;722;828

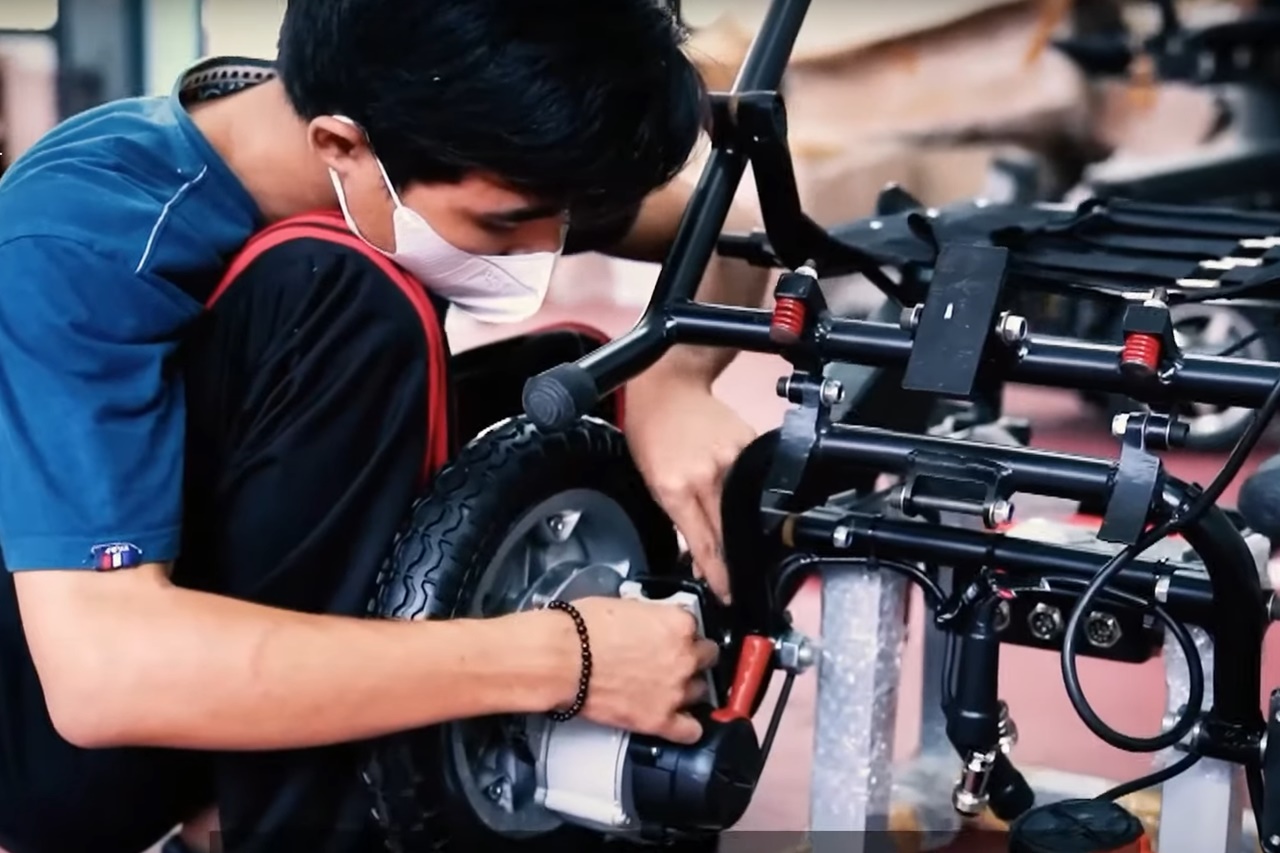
327;120;562;324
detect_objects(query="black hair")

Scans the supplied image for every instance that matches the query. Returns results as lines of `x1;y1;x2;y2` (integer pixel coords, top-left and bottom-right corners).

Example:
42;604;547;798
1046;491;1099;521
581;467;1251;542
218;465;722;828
277;0;708;216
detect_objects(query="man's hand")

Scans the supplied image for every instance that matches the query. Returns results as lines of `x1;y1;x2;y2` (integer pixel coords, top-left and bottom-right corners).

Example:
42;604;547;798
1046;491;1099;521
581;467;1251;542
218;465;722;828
571;596;720;743
624;373;757;602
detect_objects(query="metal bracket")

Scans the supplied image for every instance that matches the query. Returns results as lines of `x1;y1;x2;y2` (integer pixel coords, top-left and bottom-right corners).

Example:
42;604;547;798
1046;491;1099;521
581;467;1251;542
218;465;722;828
891;451;1014;530
1098;413;1179;545
760;373;842;528
901;244;1011;399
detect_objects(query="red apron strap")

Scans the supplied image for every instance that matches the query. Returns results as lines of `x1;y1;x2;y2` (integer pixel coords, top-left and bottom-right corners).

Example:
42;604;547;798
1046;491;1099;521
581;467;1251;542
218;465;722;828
209;216;451;482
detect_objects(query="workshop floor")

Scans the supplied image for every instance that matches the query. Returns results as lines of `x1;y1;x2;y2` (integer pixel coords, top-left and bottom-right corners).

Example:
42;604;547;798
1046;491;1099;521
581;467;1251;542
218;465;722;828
451;300;1280;843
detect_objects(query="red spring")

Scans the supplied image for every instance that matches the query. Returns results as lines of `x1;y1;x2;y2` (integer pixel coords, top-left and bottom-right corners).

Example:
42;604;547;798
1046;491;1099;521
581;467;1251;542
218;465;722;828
1120;332;1161;375
770;296;807;344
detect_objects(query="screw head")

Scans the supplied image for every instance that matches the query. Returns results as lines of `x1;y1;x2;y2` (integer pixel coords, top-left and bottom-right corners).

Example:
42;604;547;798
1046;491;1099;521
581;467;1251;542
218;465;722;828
987;500;1014;527
996;312;1028;344
820;378;845;406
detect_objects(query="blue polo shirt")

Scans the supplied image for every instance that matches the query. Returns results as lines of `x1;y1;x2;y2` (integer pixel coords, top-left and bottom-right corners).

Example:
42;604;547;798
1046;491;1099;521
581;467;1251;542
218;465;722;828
0;59;263;571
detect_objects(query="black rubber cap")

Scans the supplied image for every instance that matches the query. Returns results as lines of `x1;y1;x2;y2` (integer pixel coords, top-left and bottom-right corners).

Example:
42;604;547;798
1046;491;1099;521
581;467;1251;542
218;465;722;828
629;716;762;833
1008;799;1144;853
1237;452;1280;540
987;753;1036;823
522;363;599;432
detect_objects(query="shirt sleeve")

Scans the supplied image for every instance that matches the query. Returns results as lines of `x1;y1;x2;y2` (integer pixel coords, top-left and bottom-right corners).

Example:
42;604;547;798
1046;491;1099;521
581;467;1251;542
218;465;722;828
0;236;195;571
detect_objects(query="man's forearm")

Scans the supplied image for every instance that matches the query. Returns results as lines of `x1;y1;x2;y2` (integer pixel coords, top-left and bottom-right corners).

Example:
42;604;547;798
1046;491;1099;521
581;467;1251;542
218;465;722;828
611;173;770;388
26;574;576;751
644;251;770;386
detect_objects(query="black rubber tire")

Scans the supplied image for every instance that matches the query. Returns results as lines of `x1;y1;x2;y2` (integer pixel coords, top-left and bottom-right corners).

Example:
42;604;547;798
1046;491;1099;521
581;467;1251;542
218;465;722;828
362;416;685;853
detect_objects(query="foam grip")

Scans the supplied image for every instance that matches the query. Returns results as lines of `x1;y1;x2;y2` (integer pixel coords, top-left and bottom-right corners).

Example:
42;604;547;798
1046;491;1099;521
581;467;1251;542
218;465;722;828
1237;452;1280;541
522;362;600;432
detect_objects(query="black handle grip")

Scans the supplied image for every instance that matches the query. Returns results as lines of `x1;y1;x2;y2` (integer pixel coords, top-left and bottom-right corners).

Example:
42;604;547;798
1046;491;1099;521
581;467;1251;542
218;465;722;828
522;362;601;432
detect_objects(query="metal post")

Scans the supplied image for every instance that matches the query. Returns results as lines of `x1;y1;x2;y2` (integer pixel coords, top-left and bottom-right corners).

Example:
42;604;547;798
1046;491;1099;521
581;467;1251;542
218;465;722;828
54;0;146;116
141;0;202;95
1156;532;1267;853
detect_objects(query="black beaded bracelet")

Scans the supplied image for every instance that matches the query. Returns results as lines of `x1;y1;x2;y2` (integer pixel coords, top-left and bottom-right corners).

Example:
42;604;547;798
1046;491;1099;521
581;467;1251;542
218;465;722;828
546;599;592;722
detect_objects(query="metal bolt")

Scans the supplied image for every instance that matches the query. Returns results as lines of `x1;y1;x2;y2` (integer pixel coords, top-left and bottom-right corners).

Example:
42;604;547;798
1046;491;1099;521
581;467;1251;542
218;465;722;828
545;511;580;542
986;500;1014;527
819;378;845;406
796;264;818;280
776;629;817;673
1270;835;1279;848
900;304;924;331
776;375;792;399
486;782;505;802
1154;576;1171;604
832;525;854;548
1111;413;1130;438
995;312;1028;344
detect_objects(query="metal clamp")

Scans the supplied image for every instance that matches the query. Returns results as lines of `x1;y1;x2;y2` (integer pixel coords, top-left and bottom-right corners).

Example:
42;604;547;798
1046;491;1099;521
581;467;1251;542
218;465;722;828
1098;411;1184;545
890;451;1014;530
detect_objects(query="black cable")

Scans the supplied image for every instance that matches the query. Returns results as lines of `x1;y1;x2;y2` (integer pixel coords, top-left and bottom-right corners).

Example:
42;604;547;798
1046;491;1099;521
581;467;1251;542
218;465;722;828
1095;752;1201;802
941;629;958;709
1216;328;1264;358
759;671;796;762
773;554;946;611
1059;368;1280;751
1248;763;1266;843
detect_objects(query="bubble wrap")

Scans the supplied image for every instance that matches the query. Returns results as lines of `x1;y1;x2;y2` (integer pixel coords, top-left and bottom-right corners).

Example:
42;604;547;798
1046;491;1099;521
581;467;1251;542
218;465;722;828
809;565;907;845
890;755;964;848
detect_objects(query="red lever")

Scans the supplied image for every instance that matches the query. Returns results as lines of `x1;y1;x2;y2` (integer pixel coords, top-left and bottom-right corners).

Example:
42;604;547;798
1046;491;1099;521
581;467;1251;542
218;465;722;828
712;635;775;722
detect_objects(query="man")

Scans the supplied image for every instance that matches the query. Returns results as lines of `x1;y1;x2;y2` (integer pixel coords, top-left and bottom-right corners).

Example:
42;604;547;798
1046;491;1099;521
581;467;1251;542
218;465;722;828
0;1;768;852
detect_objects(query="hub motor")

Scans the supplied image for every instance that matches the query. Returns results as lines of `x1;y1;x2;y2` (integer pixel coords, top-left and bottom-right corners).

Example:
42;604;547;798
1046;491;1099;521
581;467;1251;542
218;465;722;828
532;582;763;840
436;485;764;844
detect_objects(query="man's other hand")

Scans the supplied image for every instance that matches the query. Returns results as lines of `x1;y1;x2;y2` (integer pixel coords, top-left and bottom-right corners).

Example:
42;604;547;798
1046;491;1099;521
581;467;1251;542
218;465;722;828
624;375;756;603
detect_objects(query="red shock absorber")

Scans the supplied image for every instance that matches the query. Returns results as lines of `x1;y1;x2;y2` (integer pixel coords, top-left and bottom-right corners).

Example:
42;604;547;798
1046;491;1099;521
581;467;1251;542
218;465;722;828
770;296;807;345
1119;332;1162;378
712;635;775;723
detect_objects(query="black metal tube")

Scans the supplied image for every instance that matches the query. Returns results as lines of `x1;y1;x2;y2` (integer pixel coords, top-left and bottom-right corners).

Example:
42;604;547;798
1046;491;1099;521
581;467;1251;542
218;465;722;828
662;307;1280;409
1173;498;1266;727
808;426;1266;729
816;424;1113;502
565;0;810;396
787;512;1215;624
731;0;812;92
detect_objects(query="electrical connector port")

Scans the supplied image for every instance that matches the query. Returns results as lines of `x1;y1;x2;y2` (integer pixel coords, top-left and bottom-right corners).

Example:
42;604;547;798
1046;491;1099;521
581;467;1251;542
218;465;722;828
1027;603;1064;641
1084;610;1123;649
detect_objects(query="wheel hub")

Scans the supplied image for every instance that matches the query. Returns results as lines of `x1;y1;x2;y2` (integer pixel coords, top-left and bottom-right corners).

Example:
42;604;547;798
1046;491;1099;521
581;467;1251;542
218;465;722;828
446;489;652;837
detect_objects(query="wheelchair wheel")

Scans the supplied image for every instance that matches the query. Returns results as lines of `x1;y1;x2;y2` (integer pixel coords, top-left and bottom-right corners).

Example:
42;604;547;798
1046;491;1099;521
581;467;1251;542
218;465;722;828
362;416;707;852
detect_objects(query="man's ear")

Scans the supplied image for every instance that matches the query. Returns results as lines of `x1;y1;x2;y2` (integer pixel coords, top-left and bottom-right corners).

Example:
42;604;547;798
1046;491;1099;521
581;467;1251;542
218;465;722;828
307;116;370;175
